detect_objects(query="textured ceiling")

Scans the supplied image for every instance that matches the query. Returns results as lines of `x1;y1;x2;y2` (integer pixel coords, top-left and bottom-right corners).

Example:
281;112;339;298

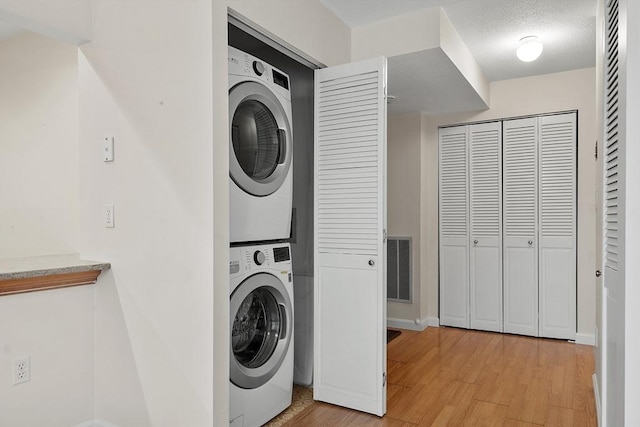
321;0;597;82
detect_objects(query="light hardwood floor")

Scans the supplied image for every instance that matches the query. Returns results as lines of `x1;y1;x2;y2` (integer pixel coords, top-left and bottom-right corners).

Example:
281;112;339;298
283;327;597;426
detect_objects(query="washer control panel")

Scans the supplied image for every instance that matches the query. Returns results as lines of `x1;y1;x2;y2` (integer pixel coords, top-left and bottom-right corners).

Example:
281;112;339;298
229;244;292;274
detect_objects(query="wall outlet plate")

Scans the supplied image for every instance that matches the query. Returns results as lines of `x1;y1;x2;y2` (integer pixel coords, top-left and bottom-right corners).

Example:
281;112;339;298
13;356;30;385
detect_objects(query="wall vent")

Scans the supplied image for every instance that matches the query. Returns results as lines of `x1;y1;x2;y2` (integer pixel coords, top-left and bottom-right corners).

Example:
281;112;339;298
387;237;412;303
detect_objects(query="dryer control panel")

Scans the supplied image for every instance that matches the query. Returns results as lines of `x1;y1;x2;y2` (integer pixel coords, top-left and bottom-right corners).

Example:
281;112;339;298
228;46;291;101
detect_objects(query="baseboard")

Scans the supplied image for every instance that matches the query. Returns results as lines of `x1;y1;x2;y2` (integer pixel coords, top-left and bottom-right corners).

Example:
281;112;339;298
593;373;602;426
575;333;596;346
387;317;438;331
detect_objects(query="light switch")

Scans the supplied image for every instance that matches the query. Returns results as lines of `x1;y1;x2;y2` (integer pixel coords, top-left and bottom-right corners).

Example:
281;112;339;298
103;136;114;162
104;204;114;228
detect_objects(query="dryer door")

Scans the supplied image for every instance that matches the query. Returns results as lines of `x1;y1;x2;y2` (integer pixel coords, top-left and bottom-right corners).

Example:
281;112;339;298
230;272;292;389
229;81;292;197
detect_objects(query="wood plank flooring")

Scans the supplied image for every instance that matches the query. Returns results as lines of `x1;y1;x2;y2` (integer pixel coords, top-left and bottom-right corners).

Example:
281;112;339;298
282;327;596;426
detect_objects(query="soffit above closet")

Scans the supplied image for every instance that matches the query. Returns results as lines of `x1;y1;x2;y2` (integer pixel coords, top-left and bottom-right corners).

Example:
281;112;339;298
321;0;597;115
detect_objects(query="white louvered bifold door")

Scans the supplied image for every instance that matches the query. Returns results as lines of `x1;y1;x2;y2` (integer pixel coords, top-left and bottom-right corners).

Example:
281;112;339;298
502;117;539;336
603;0;625;423
314;56;387;417
439;125;469;329
538;113;576;340
469;122;503;332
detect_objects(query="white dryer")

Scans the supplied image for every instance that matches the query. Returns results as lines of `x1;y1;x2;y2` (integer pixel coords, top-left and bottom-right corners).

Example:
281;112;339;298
229;243;294;427
228;46;293;244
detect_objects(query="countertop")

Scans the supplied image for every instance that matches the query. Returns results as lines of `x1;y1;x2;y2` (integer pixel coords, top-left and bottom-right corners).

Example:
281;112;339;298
0;253;111;280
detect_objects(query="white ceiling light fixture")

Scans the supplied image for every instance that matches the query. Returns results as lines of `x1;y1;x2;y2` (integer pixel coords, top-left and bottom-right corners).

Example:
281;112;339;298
517;36;544;62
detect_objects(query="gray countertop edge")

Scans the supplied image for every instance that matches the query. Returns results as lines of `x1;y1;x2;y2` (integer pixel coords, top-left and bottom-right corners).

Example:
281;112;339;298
0;254;111;281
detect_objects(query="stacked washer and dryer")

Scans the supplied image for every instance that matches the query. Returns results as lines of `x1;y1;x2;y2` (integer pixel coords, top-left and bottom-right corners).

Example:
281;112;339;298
228;46;295;427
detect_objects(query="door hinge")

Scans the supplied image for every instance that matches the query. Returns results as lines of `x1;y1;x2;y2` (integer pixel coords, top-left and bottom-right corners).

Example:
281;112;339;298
383;229;387;243
383;372;387;386
595;140;598;160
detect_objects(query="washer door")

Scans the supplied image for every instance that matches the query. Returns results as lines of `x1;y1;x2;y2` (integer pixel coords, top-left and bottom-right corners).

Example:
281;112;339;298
229;81;292;197
230;272;292;389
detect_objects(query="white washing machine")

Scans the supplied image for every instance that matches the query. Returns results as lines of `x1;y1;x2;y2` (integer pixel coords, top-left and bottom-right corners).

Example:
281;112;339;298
229;243;294;427
228;46;293;244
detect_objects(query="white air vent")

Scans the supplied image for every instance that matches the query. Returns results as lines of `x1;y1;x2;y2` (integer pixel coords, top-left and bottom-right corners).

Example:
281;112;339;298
387;237;412;302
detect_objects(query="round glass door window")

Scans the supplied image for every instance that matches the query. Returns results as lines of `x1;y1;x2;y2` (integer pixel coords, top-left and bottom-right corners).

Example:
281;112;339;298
232;286;281;369
232;100;280;181
229;272;292;390
228;81;292;197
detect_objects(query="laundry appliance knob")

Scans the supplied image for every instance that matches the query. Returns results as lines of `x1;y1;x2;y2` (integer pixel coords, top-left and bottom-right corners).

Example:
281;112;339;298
254;250;266;266
252;61;265;76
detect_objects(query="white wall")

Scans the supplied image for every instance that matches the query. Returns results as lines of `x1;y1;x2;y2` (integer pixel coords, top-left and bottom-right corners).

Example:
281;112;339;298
0;31;94;427
78;2;215;426
422;67;598;341
0;32;79;258
387;113;422;325
0;286;95;427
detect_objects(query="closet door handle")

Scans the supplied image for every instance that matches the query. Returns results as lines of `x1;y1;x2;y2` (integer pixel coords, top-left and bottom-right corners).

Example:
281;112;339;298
528;240;533;245
473;240;478;245
368;260;375;266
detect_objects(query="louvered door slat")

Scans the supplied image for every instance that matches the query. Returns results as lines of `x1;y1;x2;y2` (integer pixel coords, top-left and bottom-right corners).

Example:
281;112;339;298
538;113;576;340
503;117;538;336
469;122;502;332
439;126;469;328
605;0;620;272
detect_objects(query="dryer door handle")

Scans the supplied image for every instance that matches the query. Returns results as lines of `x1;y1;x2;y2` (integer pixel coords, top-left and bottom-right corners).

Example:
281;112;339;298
278;303;287;340
277;129;287;164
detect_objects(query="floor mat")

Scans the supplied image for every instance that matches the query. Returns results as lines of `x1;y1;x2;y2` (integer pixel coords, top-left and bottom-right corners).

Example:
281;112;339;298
264;385;313;426
387;328;401;343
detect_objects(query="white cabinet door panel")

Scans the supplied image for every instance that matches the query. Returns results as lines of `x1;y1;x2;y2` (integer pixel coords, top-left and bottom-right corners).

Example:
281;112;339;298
538;113;576;340
470;243;502;332
439;126;469;328
314;56;387;416
316;253;379;408
504;238;538;336
503;118;538;336
440;239;469;328
469;122;502;332
539;245;575;338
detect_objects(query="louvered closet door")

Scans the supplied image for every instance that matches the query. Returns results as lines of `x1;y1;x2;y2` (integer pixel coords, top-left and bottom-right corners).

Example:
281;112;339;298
538;113;576;339
503;118;539;336
604;0;625;422
439;126;469;329
469;122;502;332
314;56;387;416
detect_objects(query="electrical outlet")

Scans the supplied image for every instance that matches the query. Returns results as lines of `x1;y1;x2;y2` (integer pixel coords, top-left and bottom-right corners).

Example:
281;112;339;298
13;357;30;385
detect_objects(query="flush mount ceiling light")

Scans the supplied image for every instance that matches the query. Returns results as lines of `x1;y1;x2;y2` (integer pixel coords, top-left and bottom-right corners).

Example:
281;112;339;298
516;36;544;62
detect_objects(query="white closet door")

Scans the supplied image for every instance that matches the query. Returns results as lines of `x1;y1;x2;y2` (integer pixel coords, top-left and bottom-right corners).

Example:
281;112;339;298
603;0;625;423
503;118;539;336
538;113;576;340
469;122;502;332
314;56;387;416
439;126;469;329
